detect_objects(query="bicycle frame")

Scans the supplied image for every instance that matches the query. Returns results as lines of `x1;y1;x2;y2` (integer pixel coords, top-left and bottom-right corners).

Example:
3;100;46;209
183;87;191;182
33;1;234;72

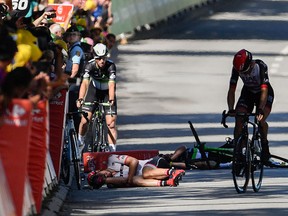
84;101;112;152
188;121;234;169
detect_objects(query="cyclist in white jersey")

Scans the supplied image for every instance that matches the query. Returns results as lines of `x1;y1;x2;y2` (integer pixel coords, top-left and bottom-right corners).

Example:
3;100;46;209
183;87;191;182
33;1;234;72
87;154;185;189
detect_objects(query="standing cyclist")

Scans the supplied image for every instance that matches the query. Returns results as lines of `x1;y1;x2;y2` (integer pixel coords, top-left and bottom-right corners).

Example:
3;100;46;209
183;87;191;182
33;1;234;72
226;49;274;165
76;43;117;152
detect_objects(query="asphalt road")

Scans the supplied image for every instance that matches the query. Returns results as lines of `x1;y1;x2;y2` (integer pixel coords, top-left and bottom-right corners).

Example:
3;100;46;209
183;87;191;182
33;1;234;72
59;0;288;215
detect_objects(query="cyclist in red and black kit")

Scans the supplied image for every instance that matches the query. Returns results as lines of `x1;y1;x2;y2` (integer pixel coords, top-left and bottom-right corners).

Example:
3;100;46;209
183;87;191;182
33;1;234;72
76;43;117;152
227;49;274;165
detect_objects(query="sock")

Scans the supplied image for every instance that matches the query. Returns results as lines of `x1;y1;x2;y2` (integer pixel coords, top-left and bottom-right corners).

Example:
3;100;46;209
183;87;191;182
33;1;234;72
166;169;173;176
109;144;116;152
78;134;85;145
159;180;168;186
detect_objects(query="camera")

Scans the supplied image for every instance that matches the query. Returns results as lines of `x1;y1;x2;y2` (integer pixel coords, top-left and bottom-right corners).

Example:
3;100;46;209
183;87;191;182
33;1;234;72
47;13;56;19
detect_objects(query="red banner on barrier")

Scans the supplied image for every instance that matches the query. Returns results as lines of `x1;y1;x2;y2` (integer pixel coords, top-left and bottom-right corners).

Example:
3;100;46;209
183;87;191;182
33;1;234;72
0;99;32;216
83;150;159;172
28;100;48;213
49;89;67;179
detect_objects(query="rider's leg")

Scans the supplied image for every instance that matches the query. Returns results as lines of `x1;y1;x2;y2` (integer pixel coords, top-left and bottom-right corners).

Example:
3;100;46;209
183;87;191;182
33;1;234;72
78;111;92;149
233;106;247;144
259;107;271;162
106;114;117;151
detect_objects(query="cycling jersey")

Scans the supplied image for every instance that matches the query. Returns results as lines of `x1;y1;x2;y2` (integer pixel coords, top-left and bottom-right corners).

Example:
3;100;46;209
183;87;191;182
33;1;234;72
83;59;116;90
229;59;271;94
107;154;151;178
229;59;274;111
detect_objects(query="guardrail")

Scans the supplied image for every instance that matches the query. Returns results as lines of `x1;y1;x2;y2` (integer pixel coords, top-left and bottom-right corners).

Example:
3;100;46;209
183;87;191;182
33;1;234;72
111;0;214;35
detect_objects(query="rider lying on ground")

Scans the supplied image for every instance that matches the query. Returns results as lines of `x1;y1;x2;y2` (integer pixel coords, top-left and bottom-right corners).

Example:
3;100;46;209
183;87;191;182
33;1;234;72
163;139;234;170
87;154;185;189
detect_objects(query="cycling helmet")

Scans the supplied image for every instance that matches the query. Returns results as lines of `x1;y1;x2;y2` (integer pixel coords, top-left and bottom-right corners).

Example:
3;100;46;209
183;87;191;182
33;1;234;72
233;49;252;73
93;43;109;58
87;171;105;189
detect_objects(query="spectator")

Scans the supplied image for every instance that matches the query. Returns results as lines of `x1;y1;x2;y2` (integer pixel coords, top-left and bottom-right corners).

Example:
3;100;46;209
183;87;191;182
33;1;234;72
90;27;103;45
94;0;113;35
64;25;85;79
104;33;115;50
0;25;18;115
49;23;63;40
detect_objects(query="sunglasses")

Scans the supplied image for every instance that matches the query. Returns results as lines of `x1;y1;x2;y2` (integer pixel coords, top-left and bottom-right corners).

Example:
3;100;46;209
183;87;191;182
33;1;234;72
95;56;107;60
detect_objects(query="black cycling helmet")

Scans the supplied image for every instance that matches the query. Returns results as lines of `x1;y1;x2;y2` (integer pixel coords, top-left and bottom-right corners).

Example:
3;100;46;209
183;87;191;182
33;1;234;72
87;171;106;189
233;49;252;73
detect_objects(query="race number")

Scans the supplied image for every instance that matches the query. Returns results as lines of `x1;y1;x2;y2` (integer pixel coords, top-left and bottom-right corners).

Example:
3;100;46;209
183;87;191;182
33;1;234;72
12;0;30;17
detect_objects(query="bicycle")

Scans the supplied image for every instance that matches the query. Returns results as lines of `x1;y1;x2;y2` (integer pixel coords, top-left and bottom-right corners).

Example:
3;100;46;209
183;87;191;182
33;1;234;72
83;101;113;152
221;110;264;193
61;110;87;190
188;121;234;169
268;154;288;168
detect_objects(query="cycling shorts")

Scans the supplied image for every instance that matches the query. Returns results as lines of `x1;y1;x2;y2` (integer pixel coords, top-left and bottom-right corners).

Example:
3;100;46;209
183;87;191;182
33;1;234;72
236;86;274;112
143;156;170;169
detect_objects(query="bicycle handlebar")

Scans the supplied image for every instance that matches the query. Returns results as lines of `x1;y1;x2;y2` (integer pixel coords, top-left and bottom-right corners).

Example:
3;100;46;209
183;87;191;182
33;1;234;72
221;110;229;128
82;101;111;107
221;110;257;128
82;101;113;117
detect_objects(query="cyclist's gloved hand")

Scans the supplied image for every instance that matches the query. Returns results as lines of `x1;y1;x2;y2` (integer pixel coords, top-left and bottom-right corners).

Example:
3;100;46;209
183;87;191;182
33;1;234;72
109;100;114;106
76;98;84;108
227;109;236;116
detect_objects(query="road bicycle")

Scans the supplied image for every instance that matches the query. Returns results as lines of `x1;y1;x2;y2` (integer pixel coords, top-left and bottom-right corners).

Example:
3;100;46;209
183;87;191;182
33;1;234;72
83;101;113;152
61;110;87;190
221;110;263;194
268;154;288;168
188;121;234;169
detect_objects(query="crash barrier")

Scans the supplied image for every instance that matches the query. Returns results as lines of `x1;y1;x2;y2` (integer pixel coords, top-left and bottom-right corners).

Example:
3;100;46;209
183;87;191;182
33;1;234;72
83;150;159;172
0;99;33;216
0;158;16;216
0;88;67;215
49;88;68;181
111;0;215;35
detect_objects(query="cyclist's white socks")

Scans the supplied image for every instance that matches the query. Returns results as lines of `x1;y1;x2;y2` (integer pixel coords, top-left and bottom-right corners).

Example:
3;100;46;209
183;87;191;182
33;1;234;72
109;144;116;152
78;134;85;146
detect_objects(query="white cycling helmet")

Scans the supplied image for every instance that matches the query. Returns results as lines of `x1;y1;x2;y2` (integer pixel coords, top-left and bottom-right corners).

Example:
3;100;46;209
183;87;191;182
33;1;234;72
93;43;109;58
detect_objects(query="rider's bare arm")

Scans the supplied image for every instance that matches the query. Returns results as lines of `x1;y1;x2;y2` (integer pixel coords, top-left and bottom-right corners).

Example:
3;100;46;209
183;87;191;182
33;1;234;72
124;156;139;185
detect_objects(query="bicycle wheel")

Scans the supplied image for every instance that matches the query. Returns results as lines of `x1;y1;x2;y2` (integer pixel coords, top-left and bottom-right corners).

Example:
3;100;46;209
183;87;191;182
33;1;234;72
61;141;70;185
269;154;288;168
232;135;250;193
101;122;111;152
92;117;101;152
251;139;264;192
70;129;81;190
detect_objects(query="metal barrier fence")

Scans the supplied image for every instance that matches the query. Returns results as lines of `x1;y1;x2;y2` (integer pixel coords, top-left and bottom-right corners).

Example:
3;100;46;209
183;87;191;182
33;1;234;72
111;0;211;35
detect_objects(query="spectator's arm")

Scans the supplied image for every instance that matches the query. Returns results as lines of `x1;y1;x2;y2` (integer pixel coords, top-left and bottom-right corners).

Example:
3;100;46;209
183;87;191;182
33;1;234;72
33;11;55;27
